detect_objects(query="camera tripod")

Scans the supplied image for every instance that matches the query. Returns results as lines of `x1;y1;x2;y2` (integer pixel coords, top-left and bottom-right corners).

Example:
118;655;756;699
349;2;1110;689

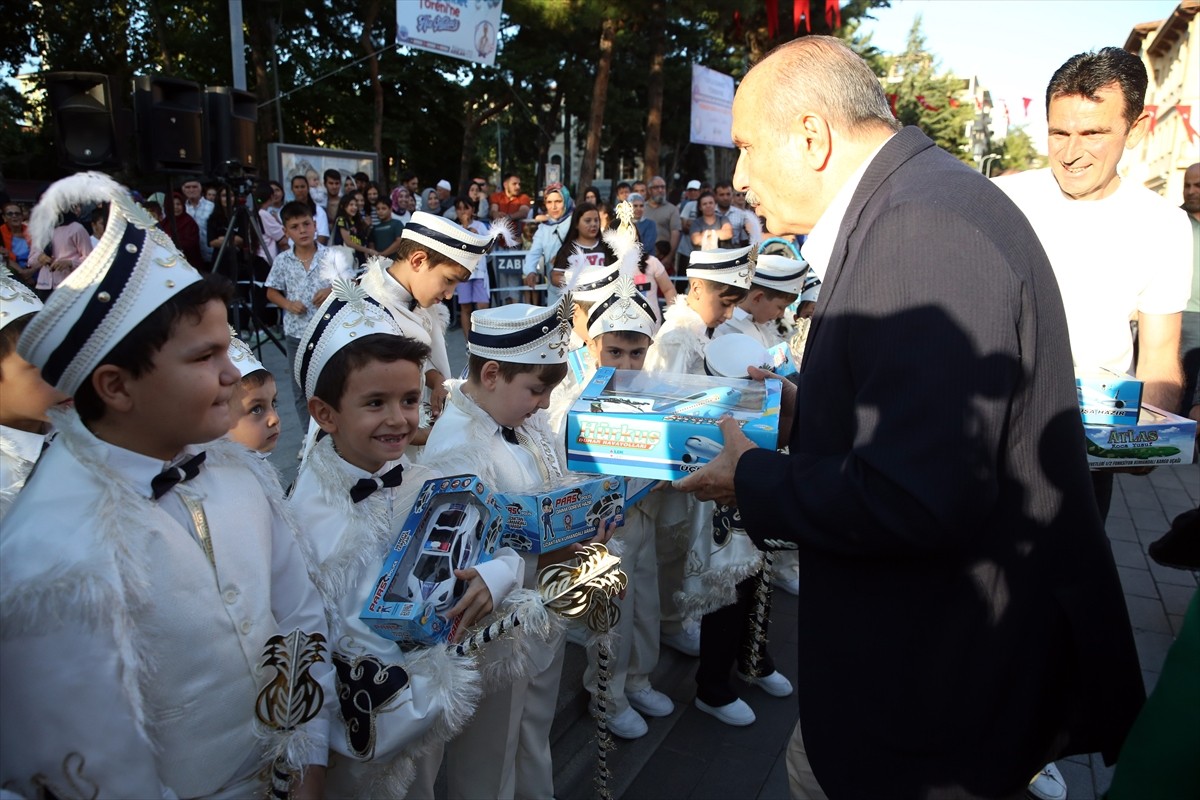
211;191;285;359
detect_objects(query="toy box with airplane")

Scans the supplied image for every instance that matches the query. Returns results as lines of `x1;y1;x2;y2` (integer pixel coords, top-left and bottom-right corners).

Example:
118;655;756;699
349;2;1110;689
565;367;782;481
1083;403;1196;469
1075;369;1142;426
497;474;627;554
360;475;505;646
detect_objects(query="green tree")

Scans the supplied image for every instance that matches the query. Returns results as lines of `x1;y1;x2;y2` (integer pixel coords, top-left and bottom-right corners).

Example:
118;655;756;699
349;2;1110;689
995;125;1043;174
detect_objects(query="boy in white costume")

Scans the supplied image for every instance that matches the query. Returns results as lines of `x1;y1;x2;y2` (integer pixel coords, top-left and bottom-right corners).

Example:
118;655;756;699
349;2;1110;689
0;273;69;521
421;294;587;799
644;247;791;726
225;328;283;456
713;254;806;596
0;172;334;798
358;210;511;439
287;282;525;797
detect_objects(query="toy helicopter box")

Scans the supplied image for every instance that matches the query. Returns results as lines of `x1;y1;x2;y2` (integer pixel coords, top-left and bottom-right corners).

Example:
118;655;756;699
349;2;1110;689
496;474;627;554
1083;404;1196;469
361;475;505;646
565;367;782;481
1076;369;1142;426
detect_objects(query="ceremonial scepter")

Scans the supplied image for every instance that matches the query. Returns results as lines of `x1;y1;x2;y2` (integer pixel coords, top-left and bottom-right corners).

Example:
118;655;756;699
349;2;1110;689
254;629;329;800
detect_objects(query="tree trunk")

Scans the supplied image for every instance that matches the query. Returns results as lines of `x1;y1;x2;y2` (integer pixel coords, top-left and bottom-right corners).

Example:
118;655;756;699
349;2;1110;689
578;18;617;190
246;1;277;160
359;0;384;169
459;104;478;191
642;1;665;182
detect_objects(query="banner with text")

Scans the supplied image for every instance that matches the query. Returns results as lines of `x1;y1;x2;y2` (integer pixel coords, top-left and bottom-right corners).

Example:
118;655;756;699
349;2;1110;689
397;0;503;66
690;64;735;148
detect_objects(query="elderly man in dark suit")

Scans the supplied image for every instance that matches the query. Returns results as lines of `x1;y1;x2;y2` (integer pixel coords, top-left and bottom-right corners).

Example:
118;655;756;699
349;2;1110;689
675;36;1143;800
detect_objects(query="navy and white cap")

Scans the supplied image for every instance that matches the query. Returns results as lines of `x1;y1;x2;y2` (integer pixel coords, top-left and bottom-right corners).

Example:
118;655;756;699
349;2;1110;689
227;325;265;378
704;334;772;379
18;172;203;395
800;272;822;304
0;272;43;331
751;254;807;296
469;293;574;365
586;275;658;340
564;262;621;303
686;245;754;290
295;280;405;399
399;210;512;278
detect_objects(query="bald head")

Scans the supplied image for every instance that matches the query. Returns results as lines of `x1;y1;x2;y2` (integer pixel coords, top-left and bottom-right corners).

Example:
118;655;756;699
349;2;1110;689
1184;163;1200;217
745;36;900;140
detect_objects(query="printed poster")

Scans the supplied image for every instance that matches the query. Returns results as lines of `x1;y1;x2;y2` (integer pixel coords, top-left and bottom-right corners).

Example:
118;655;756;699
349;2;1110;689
397;0;504;66
690;64;735;148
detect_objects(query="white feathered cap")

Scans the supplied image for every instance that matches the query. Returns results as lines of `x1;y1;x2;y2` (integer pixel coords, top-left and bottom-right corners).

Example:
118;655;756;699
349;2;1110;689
227;325;264;378
17;171;203;395
0;272;43;331
586;275;658;340
751;253;808;296
468;292;574;365
686;245;754;289
563;201;642;302
399;210;514;278
295;279;406;400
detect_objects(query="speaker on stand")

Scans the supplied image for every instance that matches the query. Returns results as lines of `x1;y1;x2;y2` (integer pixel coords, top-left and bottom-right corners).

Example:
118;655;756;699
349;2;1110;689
133;75;206;175
45;72;121;170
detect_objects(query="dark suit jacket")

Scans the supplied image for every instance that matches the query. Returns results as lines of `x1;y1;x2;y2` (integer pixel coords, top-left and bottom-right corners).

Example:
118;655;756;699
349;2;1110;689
736;127;1144;799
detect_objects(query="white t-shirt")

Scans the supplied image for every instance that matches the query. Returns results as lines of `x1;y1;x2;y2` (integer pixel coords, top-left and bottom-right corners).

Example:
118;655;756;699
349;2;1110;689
996;168;1193;374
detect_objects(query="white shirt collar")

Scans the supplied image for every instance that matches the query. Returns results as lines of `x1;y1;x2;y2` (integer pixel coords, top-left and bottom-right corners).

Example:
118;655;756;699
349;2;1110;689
0;425;46;465
800;135;894;282
93;439;203;500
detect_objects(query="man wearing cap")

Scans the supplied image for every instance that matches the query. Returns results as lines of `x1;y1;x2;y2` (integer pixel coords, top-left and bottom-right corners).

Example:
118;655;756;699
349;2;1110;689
674;36;1142;799
434;179;456;219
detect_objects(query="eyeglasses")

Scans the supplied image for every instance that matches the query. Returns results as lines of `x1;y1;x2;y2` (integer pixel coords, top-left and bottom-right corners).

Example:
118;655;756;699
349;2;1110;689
3;211;22;217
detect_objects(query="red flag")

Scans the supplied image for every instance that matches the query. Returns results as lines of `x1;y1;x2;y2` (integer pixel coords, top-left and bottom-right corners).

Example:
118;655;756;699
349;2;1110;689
1022;97;1032;117
1004;103;1011;124
793;0;810;33
766;0;778;38
887;94;898;117
948;95;960;109
916;95;941;112
1178;105;1197;143
974;97;982;111
825;0;841;29
1144;104;1158;133
732;10;742;38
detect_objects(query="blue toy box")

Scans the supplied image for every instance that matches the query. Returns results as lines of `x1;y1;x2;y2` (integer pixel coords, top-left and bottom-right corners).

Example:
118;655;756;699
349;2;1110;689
360;475;504;646
496;474;626;554
565;367;782;481
1075;368;1142;425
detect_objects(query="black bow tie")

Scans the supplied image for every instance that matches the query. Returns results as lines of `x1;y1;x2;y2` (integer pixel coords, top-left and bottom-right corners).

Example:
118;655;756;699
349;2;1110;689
501;426;519;445
151;452;207;500
350;462;405;503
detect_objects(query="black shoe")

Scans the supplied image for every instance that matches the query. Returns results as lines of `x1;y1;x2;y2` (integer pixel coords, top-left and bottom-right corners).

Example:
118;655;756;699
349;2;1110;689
1148;508;1200;570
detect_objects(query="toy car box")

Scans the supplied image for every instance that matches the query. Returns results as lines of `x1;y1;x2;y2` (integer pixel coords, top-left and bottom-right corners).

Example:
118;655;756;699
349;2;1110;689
1076;368;1142;425
767;341;797;377
565;367;782;481
1084;403;1196;469
361;475;505;646
496;474;627;554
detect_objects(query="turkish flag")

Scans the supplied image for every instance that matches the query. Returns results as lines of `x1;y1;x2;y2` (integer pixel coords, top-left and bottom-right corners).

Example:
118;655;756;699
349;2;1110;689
766;0;779;38
948;96;960;108
794;0;810;33
1022;97;1031;117
1144;104;1158;133
1176;105;1197;143
887;94;898;117
825;0;841;29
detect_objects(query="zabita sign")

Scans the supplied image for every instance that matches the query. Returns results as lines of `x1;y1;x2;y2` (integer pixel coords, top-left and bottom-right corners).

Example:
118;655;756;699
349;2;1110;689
396;0;504;66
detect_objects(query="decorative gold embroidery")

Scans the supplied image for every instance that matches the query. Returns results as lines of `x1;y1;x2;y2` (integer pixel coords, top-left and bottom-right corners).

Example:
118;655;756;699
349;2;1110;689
180;495;215;569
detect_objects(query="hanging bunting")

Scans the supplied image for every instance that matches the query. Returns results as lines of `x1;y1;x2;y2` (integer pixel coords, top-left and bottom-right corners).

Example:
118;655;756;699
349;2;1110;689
916;95;941;112
886;94;898;117
766;0;779;39
825;0;841;29
1022;97;1032;117
1178;105;1197;143
794;0;811;33
1144;104;1158;134
948;96;960;108
974;97;982;111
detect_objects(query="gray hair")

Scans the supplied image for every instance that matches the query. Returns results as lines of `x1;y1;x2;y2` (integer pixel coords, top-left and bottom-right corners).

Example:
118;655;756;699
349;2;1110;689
750;36;899;138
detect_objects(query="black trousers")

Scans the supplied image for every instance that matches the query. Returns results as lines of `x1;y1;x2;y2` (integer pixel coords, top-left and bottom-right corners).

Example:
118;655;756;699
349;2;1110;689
695;575;775;706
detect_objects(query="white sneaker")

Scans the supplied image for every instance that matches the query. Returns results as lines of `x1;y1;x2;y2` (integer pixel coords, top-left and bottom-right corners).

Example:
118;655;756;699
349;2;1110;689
1027;763;1067;800
737;669;794;698
627;686;674;717
661;618;701;657
695;697;755;726
605;705;648;740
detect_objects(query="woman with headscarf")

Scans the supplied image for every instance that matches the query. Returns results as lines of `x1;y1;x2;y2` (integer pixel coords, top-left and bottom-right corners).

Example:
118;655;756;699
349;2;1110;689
158;192;203;268
1;202;34;286
521;182;574;305
28;205;92;299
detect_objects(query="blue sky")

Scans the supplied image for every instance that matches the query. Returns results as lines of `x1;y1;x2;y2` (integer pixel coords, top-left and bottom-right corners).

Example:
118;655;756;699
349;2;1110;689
858;0;1181;145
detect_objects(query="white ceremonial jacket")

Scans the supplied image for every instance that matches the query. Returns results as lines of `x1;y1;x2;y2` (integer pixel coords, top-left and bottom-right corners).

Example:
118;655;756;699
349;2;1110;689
713;306;773;348
0;412;333;800
0;425;44;524
288;439;523;798
360;259;452;381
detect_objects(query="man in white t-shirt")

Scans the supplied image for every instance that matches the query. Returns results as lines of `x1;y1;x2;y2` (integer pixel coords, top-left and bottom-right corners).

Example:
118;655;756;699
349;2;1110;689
996;46;1192;800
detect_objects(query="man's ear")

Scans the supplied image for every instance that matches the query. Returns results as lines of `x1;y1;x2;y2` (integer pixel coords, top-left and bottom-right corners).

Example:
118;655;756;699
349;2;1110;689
794;111;833;171
308;396;339;434
90;364;135;414
1125;111;1150;151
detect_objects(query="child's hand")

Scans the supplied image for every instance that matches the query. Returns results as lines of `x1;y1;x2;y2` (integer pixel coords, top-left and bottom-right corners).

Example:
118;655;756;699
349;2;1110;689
446;568;494;640
311;287;331;306
289;300;307;315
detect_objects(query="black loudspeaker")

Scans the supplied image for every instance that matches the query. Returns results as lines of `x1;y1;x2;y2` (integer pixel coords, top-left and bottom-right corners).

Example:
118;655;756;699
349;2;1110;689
45;72;120;169
133;75;205;173
205;87;258;176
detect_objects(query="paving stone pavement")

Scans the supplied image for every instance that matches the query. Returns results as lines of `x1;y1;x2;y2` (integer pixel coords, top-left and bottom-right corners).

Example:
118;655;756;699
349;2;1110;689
252;334;1198;799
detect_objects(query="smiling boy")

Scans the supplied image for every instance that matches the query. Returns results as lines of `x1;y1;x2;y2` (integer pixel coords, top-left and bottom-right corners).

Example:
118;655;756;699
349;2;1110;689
0;173;333;798
287;281;523;797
